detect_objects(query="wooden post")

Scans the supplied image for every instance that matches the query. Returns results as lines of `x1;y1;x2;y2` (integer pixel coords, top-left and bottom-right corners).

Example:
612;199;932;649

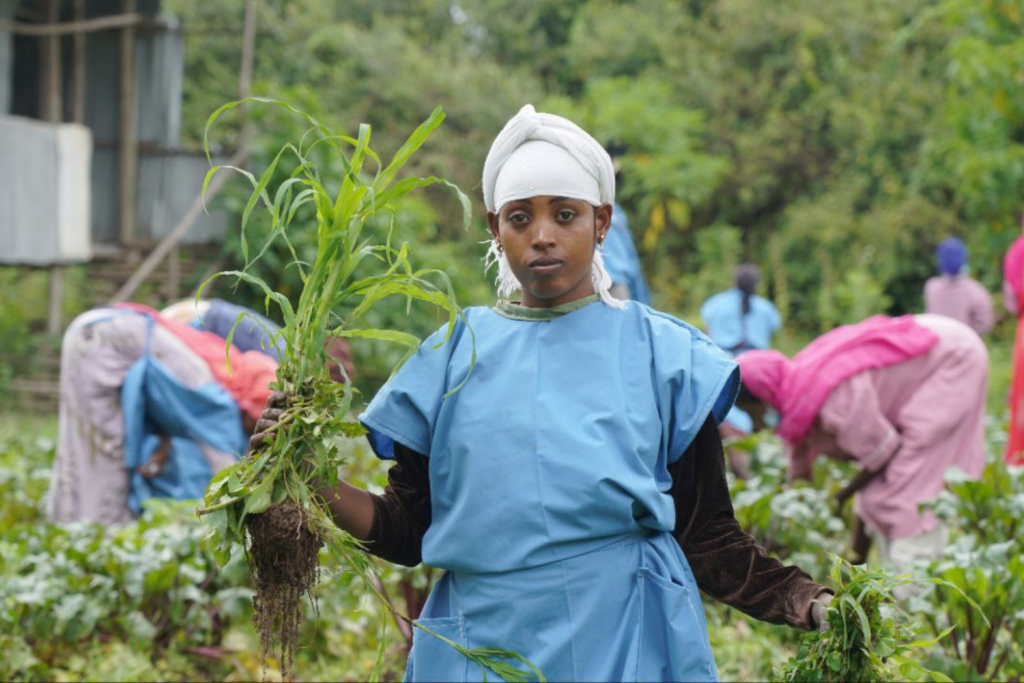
40;0;64;335
118;0;138;250
47;267;64;335
167;245;181;302
38;0;62;121
0;12;148;36
238;0;256;147
71;0;86;124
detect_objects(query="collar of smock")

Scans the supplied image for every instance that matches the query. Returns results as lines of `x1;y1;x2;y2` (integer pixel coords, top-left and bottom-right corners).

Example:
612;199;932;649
492;294;601;321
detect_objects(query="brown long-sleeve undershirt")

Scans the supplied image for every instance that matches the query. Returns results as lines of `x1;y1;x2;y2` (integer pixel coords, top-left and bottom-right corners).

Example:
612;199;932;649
364;416;830;631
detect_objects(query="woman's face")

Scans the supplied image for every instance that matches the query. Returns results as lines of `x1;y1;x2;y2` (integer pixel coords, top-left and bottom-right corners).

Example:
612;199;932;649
487;196;611;308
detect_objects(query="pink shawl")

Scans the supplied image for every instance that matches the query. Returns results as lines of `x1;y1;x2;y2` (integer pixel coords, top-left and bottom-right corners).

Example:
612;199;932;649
739;315;939;443
1003;215;1024;307
115;303;278;420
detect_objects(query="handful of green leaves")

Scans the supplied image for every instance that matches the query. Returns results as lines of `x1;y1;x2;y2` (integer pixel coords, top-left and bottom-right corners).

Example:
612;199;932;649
774;559;983;682
194;99;540;682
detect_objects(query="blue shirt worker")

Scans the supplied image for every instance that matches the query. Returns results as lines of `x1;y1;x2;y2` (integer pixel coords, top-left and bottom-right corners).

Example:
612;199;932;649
700;264;783;477
603;202;652;304
700;264;782;355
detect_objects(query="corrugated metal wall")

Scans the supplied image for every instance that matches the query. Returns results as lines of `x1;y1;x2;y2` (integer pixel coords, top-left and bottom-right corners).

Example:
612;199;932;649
85;16;228;245
138;153;232;244
0;0;232;262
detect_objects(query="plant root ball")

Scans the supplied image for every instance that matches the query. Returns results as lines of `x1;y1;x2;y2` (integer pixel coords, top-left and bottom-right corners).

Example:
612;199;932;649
246;503;323;680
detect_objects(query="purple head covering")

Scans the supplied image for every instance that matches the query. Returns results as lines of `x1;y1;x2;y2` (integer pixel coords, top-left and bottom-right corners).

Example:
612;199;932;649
937;238;967;276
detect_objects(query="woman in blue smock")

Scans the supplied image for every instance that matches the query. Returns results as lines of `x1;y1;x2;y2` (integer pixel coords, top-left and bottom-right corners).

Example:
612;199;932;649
254;106;829;682
700;264;783;478
700;264;782;356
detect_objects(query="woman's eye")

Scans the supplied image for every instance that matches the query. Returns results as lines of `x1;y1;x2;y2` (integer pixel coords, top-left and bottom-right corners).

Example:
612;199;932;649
557;210;576;221
509;213;529;225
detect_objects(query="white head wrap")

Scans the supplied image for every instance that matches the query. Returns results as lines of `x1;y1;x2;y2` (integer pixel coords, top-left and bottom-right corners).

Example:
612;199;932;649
482;105;624;309
161;298;211;325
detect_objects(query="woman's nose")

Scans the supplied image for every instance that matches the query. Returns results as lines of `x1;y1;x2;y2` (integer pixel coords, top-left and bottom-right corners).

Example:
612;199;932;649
531;219;557;248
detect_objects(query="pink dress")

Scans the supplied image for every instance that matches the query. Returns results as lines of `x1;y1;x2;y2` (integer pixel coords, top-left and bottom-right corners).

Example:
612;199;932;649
923;275;994;335
793;314;987;541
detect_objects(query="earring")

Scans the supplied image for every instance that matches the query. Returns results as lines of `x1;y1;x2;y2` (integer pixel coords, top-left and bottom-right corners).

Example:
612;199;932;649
598;238;605;250
496;241;504;254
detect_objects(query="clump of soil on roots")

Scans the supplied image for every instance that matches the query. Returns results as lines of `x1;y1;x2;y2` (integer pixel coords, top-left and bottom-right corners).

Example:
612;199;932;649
246;503;323;680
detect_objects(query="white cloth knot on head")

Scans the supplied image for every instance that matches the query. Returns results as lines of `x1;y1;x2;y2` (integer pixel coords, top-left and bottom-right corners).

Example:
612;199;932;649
482;104;615;212
481;105;625;310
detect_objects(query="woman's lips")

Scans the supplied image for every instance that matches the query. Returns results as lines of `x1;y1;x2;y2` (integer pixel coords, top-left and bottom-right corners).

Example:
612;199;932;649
529;257;563;274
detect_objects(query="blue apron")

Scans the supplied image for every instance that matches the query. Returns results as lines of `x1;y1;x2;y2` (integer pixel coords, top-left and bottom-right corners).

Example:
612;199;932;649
120;315;246;513
362;300;739;682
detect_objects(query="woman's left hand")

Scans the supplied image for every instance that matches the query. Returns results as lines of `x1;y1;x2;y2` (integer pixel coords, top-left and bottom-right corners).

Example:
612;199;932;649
138;435;171;478
811;594;833;632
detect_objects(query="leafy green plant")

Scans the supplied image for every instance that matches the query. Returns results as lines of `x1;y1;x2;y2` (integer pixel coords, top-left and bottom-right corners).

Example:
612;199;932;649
195;99;540;682
0;495;252;682
0;432;411;682
918;459;1024;680
773;559;962;682
0;435;53;528
728;434;847;579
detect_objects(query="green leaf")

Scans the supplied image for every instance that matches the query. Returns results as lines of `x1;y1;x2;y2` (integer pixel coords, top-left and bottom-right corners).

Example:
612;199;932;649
373;106;446;194
197;270;296;329
334;327;421;348
905;623;956;649
243;479;273;516
338;421;368;438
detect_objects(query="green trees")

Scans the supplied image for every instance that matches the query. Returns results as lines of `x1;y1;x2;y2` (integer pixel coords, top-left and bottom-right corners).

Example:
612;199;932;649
167;0;1024;382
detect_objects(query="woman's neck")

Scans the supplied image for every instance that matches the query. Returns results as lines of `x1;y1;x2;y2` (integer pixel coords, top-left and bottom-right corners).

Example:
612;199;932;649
494;295;600;321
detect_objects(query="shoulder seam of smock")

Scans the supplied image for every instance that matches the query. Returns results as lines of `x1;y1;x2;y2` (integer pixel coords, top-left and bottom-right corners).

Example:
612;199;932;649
359;315;476;460
639;306;740;462
644;306;724;350
671;364;740;464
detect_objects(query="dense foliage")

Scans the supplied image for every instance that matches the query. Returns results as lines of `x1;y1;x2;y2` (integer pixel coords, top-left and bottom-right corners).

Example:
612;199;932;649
4;1;1021;398
0;432;429;682
167;0;1024;343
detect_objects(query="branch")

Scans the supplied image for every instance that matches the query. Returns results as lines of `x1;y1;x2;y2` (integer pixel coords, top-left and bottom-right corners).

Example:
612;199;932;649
0;13;165;36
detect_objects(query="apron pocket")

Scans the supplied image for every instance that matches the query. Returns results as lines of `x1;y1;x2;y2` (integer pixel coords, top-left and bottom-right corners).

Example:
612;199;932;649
406;616;469;683
636;567;717;682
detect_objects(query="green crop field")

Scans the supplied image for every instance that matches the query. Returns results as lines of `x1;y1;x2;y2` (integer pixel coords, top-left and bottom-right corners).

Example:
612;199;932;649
2;405;1021;681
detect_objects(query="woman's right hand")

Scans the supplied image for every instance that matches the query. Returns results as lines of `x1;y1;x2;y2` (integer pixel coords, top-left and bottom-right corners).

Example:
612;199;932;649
249;391;290;451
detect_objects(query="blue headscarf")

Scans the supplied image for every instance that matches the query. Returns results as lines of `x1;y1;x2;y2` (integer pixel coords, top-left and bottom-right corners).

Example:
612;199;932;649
937;237;967;276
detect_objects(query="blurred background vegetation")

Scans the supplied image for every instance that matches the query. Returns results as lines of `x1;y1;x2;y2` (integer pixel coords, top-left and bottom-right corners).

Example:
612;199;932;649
4;0;1024;398
158;0;1024;395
